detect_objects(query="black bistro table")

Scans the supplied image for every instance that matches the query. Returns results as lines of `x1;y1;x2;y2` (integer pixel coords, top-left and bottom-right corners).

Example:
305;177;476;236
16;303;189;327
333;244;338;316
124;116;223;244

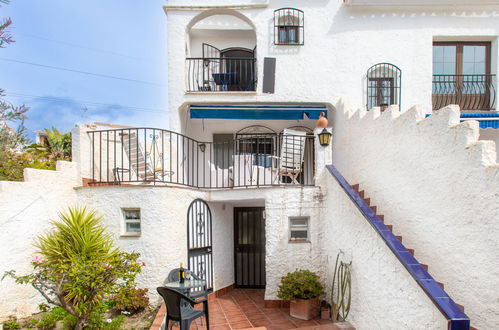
212;72;237;91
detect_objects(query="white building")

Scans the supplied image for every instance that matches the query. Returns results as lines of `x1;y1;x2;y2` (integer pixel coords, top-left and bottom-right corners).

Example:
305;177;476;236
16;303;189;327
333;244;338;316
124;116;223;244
1;1;499;329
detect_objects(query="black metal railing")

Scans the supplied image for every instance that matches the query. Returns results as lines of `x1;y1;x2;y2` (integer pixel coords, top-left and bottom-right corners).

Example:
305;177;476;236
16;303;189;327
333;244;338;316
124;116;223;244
87;128;315;188
186;57;256;92
432;74;496;111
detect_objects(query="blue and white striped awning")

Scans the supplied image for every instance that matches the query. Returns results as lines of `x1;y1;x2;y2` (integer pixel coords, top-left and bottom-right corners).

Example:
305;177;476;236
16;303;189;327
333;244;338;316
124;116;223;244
189;104;328;120
426;113;499;129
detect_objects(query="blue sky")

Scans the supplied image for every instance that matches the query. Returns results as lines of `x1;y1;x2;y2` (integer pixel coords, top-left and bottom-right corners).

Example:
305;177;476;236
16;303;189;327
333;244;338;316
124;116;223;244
0;0;168;139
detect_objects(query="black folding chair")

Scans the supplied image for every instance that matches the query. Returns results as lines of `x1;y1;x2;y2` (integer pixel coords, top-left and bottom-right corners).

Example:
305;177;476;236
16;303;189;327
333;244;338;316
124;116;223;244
157;286;209;330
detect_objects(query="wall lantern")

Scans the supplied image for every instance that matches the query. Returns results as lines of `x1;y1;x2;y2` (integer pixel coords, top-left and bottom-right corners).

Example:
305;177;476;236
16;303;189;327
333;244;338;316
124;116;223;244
198;143;206;152
318;128;332;147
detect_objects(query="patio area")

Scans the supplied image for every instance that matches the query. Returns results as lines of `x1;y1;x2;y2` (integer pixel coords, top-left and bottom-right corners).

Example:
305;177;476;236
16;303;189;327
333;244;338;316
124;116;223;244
151;289;355;330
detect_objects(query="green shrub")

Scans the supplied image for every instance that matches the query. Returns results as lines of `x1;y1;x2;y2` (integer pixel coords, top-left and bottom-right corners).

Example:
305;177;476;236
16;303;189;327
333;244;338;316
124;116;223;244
3;207;144;330
36;307;70;329
277;269;324;300
109;287;149;314
87;310;125;330
2;316;21;329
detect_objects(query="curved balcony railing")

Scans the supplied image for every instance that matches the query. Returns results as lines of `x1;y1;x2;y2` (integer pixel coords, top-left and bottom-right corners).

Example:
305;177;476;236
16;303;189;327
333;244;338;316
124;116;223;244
432;74;496;111
186;57;256;92
86;128;315;188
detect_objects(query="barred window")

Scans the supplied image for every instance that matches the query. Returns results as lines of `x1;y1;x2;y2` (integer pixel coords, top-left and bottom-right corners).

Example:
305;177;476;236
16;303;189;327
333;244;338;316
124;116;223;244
274;8;304;45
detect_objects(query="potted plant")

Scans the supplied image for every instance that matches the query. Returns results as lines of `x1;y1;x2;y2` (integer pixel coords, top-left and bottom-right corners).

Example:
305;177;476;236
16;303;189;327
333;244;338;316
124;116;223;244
277;269;324;320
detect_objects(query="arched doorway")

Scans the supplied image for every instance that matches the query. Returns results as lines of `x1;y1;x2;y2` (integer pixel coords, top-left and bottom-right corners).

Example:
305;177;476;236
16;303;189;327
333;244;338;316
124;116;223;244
187;199;213;291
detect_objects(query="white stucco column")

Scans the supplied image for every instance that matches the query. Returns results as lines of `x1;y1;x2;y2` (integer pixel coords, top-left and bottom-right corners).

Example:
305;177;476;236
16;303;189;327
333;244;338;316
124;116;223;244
71;124;96;182
314;127;333;183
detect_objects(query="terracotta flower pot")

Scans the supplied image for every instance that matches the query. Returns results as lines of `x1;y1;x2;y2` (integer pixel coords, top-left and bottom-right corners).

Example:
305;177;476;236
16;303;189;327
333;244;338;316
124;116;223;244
289;297;320;320
316;112;328;128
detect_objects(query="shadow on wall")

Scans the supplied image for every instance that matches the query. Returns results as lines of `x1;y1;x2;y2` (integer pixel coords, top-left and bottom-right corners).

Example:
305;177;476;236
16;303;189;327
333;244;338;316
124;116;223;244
328;5;499;34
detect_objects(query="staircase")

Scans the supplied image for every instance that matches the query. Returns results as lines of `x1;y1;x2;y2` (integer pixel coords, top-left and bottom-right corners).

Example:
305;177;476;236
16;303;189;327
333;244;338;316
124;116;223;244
351;183;477;330
326;165;471;330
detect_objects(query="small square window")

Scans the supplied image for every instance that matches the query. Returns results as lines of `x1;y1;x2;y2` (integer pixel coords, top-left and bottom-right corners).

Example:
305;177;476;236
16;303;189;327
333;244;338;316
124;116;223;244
122;208;141;236
289;216;309;242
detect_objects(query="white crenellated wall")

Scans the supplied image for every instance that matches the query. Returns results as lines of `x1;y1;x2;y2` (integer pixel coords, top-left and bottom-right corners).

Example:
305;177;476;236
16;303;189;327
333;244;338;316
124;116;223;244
332;101;499;330
479;127;499;158
321;171;449;330
0;162;79;320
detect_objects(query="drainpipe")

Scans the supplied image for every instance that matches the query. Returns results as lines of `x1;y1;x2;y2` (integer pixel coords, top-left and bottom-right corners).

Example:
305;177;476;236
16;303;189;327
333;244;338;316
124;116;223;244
163;0;269;11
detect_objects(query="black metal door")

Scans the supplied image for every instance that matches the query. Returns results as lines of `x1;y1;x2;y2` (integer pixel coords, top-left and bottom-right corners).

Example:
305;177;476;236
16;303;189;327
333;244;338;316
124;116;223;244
234;207;266;288
187;199;213;291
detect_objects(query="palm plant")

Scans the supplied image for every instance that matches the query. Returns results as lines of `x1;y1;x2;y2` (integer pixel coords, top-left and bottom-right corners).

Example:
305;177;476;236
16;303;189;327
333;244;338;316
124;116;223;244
36;206;117;264
4;207;143;330
25;127;72;163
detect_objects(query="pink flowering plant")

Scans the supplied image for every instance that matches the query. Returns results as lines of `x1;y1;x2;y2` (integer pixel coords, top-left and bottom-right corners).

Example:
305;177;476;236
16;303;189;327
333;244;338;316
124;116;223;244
3;207;144;330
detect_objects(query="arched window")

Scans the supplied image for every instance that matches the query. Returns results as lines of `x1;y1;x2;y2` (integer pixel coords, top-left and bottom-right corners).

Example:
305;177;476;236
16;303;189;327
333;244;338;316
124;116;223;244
274;8;304;45
366;63;401;110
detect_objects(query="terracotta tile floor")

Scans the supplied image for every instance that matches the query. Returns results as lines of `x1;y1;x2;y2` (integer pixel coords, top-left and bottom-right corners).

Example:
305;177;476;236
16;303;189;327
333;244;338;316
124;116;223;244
154;289;354;330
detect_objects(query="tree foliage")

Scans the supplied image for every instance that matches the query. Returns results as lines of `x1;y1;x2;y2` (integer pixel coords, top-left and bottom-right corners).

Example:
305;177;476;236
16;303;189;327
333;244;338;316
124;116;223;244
26;127;72;162
0;0;14;48
3;207;144;330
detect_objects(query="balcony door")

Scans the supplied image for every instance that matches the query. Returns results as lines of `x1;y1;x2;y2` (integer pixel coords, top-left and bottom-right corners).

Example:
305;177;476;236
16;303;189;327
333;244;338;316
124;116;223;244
220;47;255;91
432;42;493;111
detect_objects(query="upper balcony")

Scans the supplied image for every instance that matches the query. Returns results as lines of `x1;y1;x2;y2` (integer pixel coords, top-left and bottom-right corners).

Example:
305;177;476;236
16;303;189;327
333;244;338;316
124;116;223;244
186;12;256;93
432;42;496;112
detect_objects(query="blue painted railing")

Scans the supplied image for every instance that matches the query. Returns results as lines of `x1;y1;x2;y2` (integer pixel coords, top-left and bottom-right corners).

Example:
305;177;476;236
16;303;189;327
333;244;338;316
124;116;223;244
326;165;470;330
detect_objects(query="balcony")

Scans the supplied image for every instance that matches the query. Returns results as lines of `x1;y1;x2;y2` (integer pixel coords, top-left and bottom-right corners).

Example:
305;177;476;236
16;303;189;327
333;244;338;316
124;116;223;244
186;57;257;92
432;74;496;111
86;128;315;188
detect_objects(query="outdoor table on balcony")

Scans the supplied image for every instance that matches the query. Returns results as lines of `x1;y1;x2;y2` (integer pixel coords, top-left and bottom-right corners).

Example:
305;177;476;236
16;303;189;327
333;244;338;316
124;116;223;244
212;72;237;91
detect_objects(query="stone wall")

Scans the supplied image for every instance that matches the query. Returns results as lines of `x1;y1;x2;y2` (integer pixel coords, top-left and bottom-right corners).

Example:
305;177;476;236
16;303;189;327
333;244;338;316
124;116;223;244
332;101;499;329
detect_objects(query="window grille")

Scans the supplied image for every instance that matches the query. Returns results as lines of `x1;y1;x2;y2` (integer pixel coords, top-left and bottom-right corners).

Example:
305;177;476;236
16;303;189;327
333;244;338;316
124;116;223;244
366;63;401;110
274;8;304;45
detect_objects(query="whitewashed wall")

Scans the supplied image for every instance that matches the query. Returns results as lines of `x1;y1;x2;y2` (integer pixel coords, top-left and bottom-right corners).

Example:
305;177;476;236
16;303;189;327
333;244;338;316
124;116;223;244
190;30;256;57
210;202;235;290
165;0;499;134
332;101;499;330
479;127;499;159
0;162;79;321
75;186;208;305
208;186;327;300
321;171;449;330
